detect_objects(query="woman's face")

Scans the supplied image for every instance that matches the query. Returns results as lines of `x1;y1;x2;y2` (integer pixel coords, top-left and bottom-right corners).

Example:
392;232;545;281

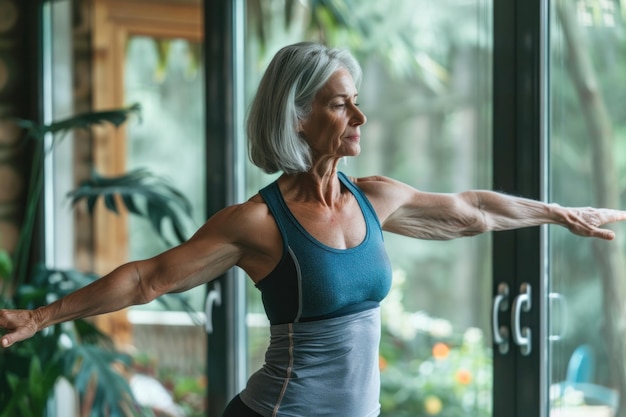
299;67;367;160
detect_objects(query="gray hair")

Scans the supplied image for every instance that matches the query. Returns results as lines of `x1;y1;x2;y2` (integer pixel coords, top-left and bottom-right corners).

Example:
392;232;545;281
247;42;362;174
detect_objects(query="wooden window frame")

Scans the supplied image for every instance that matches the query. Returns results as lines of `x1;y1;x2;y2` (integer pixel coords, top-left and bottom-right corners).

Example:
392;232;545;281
91;0;202;274
90;0;202;343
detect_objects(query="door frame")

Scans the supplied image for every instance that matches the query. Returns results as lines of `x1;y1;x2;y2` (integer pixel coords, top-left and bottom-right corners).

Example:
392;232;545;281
204;0;248;415
492;0;549;416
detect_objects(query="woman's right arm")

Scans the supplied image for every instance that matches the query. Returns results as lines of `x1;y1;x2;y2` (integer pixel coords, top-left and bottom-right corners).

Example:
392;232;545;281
0;201;263;348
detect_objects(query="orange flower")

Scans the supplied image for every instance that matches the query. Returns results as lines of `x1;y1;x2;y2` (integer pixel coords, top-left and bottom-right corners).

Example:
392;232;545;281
379;355;388;371
455;368;472;385
432;342;450;360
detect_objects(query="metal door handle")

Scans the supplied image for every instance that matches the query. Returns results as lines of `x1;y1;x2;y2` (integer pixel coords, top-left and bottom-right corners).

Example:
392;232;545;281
492;283;510;354
205;281;222;334
549;292;568;342
512;283;532;356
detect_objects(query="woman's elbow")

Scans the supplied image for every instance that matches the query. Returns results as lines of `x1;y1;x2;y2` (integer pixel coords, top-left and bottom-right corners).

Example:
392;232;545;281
125;261;163;305
459;216;490;237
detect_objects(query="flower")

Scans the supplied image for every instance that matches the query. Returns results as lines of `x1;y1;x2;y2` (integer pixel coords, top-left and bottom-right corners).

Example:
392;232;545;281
430;318;453;338
455;368;473;385
463;327;484;346
424;395;443;415
432;342;450;360
379;355;388;371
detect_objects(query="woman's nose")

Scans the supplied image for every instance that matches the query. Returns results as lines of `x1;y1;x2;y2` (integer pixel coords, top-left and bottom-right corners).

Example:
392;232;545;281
351;105;367;126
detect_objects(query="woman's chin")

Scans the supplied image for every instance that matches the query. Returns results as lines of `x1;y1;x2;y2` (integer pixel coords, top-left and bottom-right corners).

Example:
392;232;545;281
342;145;361;157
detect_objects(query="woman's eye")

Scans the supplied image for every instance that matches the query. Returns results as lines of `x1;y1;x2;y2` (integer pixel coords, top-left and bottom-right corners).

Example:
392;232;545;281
331;101;359;109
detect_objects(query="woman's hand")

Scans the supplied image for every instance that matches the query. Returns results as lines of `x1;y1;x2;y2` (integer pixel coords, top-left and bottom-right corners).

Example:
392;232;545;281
0;308;42;348
562;206;626;240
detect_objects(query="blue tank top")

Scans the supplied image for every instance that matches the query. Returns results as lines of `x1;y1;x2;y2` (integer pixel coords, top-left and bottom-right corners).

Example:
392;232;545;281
240;172;393;416
257;171;392;325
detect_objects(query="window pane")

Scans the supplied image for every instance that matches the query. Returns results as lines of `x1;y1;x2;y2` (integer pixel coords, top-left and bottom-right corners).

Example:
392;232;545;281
124;35;207;417
548;1;626;416
243;2;493;415
125;36;206;311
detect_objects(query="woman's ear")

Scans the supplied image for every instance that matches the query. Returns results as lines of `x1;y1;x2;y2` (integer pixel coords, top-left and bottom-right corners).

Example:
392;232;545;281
296;120;306;138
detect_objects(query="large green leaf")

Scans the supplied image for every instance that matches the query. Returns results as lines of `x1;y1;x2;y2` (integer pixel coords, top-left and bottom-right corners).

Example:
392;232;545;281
68;168;194;245
14;103;141;142
63;344;136;417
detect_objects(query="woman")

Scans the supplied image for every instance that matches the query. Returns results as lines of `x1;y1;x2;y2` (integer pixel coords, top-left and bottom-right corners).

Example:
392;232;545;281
1;42;625;417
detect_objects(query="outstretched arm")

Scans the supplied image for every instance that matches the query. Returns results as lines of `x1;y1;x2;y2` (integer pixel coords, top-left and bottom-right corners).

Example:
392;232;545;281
0;203;253;348
357;176;626;241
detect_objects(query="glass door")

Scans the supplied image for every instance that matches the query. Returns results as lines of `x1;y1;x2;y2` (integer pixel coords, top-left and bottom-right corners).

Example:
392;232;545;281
242;1;494;416
548;1;626;417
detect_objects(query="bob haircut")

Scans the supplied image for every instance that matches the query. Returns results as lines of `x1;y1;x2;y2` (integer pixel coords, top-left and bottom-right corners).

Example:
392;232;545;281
247;42;362;174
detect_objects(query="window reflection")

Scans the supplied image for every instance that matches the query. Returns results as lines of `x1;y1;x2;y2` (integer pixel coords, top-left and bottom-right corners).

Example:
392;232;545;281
549;1;626;416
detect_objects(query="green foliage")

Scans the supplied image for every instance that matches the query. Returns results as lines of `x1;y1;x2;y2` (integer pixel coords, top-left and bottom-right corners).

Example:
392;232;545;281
380;332;492;417
0;249;12;281
8;104;143;290
0;355;62;417
0;103;196;416
160;370;206;417
249;0;490;93
68;169;193;246
0;264;139;415
63;344;134;417
379;277;492;417
14;103;142;147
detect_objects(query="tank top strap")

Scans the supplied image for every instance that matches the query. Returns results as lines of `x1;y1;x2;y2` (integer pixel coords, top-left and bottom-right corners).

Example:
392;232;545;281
259;180;291;249
337;171;384;236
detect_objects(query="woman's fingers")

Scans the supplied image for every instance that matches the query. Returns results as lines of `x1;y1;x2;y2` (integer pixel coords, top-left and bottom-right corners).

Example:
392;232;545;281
592;227;616;241
568;208;626;240
0;310;37;348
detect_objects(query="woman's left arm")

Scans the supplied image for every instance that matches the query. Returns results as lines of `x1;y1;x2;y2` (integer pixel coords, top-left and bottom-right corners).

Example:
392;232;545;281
356;176;626;241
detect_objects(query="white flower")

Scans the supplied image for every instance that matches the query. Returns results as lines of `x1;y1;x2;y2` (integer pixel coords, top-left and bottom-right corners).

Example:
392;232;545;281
430;318;453;338
463;327;484;346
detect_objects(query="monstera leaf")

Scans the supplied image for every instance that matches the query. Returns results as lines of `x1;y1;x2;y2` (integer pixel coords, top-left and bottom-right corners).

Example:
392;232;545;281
63;344;137;417
68;168;193;246
14;103;141;144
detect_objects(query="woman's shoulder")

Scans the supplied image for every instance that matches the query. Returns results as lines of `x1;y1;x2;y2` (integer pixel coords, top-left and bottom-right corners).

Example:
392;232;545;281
212;194;273;230
220;195;283;280
349;175;419;222
351;174;407;196
202;195;280;252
